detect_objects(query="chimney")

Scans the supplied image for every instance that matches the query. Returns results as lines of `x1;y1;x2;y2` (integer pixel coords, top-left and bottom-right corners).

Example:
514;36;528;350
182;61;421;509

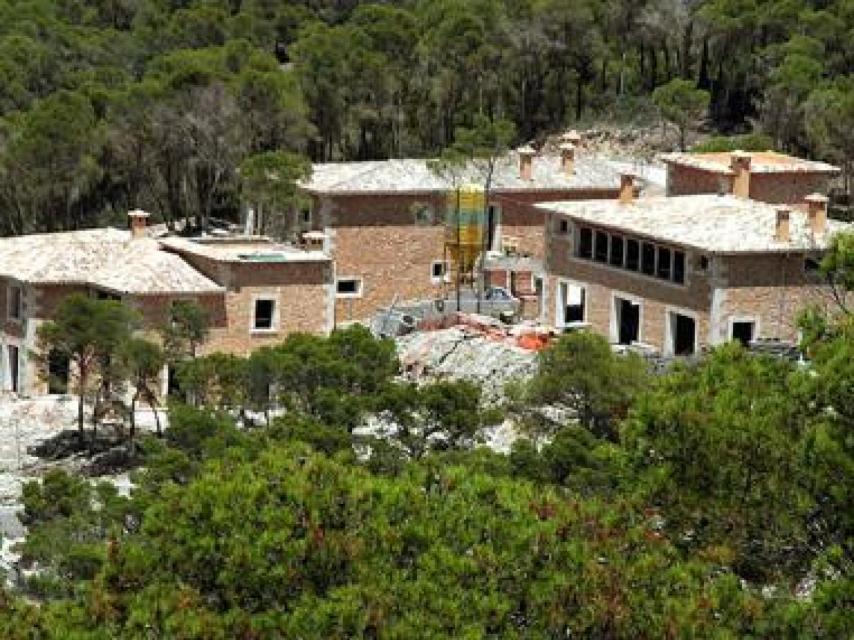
730;150;752;198
619;174;635;204
518;145;536;181
774;207;790;243
128;209;150;239
561;129;582;146
559;143;576;175
804;193;828;236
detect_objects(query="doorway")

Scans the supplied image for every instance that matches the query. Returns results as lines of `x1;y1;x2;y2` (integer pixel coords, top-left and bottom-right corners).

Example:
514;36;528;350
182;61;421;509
47;350;70;394
7;345;19;393
615;297;640;345
670;312;697;356
731;320;755;347
486;205;500;251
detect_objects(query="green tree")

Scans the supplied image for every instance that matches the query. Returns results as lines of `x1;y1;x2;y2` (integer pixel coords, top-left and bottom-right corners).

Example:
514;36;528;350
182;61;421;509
120;337;166;439
239;150;311;237
36;294;138;438
517;331;648;440
652;78;710;150
162;299;210;362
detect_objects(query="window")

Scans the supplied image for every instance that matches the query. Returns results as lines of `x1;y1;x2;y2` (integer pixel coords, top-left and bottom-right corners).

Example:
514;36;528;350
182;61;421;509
731;320;755;347
7;285;21;320
253;299;276;331
641;242;656;276
559;282;586;325
413;204;433;225
594;231;609;263
626;239;640;271
669;312;697;356
431;261;450;281
804;257;821;273
299;204;312;225
657;247;671;280
574;229;685;286
336;278;363;298
673;251;686;284
698;255;710;271
609;235;624;268
558;219;569;235
578;227;593;259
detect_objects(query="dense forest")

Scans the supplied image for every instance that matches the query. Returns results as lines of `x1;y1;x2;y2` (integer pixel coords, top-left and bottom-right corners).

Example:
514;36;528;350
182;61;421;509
0;252;852;635
0;0;852;234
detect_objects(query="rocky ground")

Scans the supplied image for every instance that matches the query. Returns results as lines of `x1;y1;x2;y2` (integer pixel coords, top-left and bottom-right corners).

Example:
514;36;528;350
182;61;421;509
0;396;161;582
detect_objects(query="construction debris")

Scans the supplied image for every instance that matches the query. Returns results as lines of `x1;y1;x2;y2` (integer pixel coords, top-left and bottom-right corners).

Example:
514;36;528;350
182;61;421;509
396;317;542;404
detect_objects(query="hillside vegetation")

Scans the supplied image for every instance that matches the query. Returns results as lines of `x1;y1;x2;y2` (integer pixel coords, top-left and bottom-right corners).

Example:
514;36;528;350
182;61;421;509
0;0;852;233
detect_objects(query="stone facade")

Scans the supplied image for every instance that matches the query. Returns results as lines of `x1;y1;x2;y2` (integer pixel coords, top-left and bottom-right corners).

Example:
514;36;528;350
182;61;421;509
313;188;619;323
666;162;834;205
0;243;334;396
544;215;837;354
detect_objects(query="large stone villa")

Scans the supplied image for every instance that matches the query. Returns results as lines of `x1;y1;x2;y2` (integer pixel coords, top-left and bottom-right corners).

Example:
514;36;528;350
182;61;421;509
0;143;848;396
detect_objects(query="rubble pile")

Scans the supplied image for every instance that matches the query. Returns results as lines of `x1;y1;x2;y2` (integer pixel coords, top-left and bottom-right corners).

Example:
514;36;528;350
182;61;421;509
396;325;539;403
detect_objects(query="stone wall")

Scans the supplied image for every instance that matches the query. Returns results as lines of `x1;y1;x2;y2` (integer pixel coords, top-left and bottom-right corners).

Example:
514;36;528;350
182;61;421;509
317;187;619;323
546;232;712;351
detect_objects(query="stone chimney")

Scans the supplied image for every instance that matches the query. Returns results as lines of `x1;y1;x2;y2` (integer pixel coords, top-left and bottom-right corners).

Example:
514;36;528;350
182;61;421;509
128;209;150;239
561;129;582;146
619;174;635;204
559;143;576;175
774;207;790;243
730;150;752;198
518;145;536;181
804;193;828;236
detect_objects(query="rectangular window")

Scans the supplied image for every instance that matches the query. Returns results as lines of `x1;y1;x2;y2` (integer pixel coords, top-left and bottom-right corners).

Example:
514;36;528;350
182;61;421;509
336;278;363;298
431;261;449;281
299;205;312;225
609;235;624;268
578;227;593;259
253;299;276;331
625;239;640;271
641;242;656;276
7;286;21;320
673;251;686;284
594;231;609;263
558;219;569;234
657;247;671;280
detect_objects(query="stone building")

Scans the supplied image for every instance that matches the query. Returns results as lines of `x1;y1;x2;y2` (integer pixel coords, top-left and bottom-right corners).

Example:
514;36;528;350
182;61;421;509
299;147;625;322
539;187;849;355
0;212;333;396
662;150;840;205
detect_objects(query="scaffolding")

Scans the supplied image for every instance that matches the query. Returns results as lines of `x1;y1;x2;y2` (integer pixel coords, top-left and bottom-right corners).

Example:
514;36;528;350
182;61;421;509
443;185;486;302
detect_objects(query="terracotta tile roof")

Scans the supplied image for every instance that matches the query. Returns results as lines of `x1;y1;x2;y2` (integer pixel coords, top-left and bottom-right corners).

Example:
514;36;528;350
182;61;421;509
0;229;223;295
660;151;840;175
539;195;851;254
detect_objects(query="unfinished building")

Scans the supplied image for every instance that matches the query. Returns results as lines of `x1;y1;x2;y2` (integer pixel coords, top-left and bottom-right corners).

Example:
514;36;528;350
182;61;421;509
298;144;626;322
540;186;848;355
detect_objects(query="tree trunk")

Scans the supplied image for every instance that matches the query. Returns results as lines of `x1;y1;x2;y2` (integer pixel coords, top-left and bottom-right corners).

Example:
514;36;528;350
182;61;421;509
129;391;138;442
